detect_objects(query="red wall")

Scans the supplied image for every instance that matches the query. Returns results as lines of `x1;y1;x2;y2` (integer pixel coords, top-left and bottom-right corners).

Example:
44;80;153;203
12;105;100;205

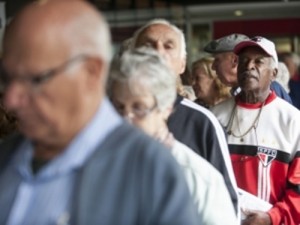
213;18;300;38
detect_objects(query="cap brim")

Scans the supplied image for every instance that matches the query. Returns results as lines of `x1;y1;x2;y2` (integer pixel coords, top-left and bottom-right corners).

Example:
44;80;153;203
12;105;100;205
203;46;230;53
234;41;272;57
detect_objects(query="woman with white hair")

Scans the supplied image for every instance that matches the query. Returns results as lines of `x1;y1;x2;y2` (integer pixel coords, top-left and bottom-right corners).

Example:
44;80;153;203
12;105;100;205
107;48;238;225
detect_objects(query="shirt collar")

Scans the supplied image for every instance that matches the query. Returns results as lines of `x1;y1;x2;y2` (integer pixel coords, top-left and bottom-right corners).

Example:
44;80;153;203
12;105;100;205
13;97;122;180
235;91;276;109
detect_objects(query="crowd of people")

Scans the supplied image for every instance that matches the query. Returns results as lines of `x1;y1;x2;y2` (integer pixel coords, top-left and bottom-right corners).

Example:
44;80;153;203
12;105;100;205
0;0;299;225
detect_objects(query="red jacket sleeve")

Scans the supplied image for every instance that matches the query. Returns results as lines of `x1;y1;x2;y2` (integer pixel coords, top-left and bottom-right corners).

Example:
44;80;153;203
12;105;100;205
268;151;300;225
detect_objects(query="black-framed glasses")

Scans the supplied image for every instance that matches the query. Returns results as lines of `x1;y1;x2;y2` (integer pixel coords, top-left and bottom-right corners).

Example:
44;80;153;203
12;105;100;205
0;54;87;92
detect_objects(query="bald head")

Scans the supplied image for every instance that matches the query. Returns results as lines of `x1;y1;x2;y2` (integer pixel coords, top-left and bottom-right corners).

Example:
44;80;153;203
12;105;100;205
3;0;112;63
1;0;113;150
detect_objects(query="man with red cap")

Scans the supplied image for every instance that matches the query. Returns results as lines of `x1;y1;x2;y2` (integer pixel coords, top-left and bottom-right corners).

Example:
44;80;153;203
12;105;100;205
204;34;292;104
211;36;300;225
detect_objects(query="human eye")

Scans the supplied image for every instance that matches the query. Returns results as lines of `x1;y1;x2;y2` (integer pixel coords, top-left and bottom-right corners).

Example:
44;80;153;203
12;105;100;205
132;102;147;111
193;74;201;82
238;56;248;65
199;75;205;82
113;101;125;114
132;102;149;117
29;68;57;86
165;42;175;50
140;41;153;48
255;57;265;65
30;74;50;86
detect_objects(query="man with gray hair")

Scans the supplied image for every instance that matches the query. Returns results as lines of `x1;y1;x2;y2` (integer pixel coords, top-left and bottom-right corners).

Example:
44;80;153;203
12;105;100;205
0;1;199;224
130;19;239;218
211;36;300;225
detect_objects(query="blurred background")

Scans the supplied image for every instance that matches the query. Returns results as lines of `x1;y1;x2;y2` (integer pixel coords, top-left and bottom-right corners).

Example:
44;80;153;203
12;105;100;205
1;0;300;64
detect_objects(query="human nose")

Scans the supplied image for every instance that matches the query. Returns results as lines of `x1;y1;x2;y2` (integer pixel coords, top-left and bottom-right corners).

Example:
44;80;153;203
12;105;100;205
155;42;167;57
123;111;136;123
3;81;28;111
244;59;255;70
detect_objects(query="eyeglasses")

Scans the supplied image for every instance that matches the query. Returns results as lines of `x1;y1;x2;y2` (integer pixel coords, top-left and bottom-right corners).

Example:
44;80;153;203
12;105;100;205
113;100;157;120
0;54;87;92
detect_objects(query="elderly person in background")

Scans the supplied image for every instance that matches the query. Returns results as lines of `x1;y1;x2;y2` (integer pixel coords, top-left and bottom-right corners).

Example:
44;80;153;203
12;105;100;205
279;52;300;109
204;33;249;89
275;62;290;93
191;56;231;108
211;36;300;225
0;1;199;224
204;34;293;104
279;52;300;79
130;19;239;216
108;48;237;225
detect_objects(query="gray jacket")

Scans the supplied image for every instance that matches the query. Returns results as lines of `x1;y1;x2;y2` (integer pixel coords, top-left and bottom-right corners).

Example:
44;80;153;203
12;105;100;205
0;123;199;225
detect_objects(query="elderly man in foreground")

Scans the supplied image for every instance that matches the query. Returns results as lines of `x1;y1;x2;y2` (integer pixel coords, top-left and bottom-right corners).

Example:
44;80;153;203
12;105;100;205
0;1;199;224
211;36;300;225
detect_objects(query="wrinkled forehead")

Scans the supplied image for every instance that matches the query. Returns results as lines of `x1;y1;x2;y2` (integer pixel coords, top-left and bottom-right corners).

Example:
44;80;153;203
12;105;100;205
213;52;233;60
136;24;181;45
2;24;70;73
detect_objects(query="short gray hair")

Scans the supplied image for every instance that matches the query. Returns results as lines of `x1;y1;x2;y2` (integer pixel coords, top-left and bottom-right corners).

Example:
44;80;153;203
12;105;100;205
108;47;177;111
130;19;187;60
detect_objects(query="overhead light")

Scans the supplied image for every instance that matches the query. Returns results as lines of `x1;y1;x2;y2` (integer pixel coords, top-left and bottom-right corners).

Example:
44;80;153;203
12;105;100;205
234;10;243;17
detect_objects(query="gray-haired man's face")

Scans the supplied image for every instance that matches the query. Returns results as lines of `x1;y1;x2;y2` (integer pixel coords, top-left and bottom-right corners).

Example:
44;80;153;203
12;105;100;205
135;24;186;76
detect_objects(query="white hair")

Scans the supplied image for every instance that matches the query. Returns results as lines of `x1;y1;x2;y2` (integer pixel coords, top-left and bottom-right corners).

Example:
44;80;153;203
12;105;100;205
276;62;290;93
130;19;187;60
108;47;177;111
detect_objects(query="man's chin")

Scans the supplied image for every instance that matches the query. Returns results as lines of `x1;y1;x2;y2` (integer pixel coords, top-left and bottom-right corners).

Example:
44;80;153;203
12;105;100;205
19;124;43;140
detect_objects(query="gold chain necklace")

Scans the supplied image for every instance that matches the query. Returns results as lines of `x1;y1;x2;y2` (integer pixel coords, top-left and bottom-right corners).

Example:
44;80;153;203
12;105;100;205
226;100;265;142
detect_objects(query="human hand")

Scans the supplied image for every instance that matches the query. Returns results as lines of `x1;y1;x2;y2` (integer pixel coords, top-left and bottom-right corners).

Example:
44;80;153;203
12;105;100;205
242;209;272;225
153;128;174;148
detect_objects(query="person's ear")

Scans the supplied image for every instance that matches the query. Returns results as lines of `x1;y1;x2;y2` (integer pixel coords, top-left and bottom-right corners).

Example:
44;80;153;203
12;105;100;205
232;54;239;67
178;58;187;75
271;68;278;82
84;57;105;86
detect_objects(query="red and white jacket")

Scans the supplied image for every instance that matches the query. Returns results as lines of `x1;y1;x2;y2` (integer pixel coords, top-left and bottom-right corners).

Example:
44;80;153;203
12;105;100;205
212;91;300;225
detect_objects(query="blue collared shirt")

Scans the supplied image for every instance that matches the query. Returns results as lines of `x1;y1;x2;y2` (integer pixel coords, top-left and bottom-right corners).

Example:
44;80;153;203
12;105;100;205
1;98;122;225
